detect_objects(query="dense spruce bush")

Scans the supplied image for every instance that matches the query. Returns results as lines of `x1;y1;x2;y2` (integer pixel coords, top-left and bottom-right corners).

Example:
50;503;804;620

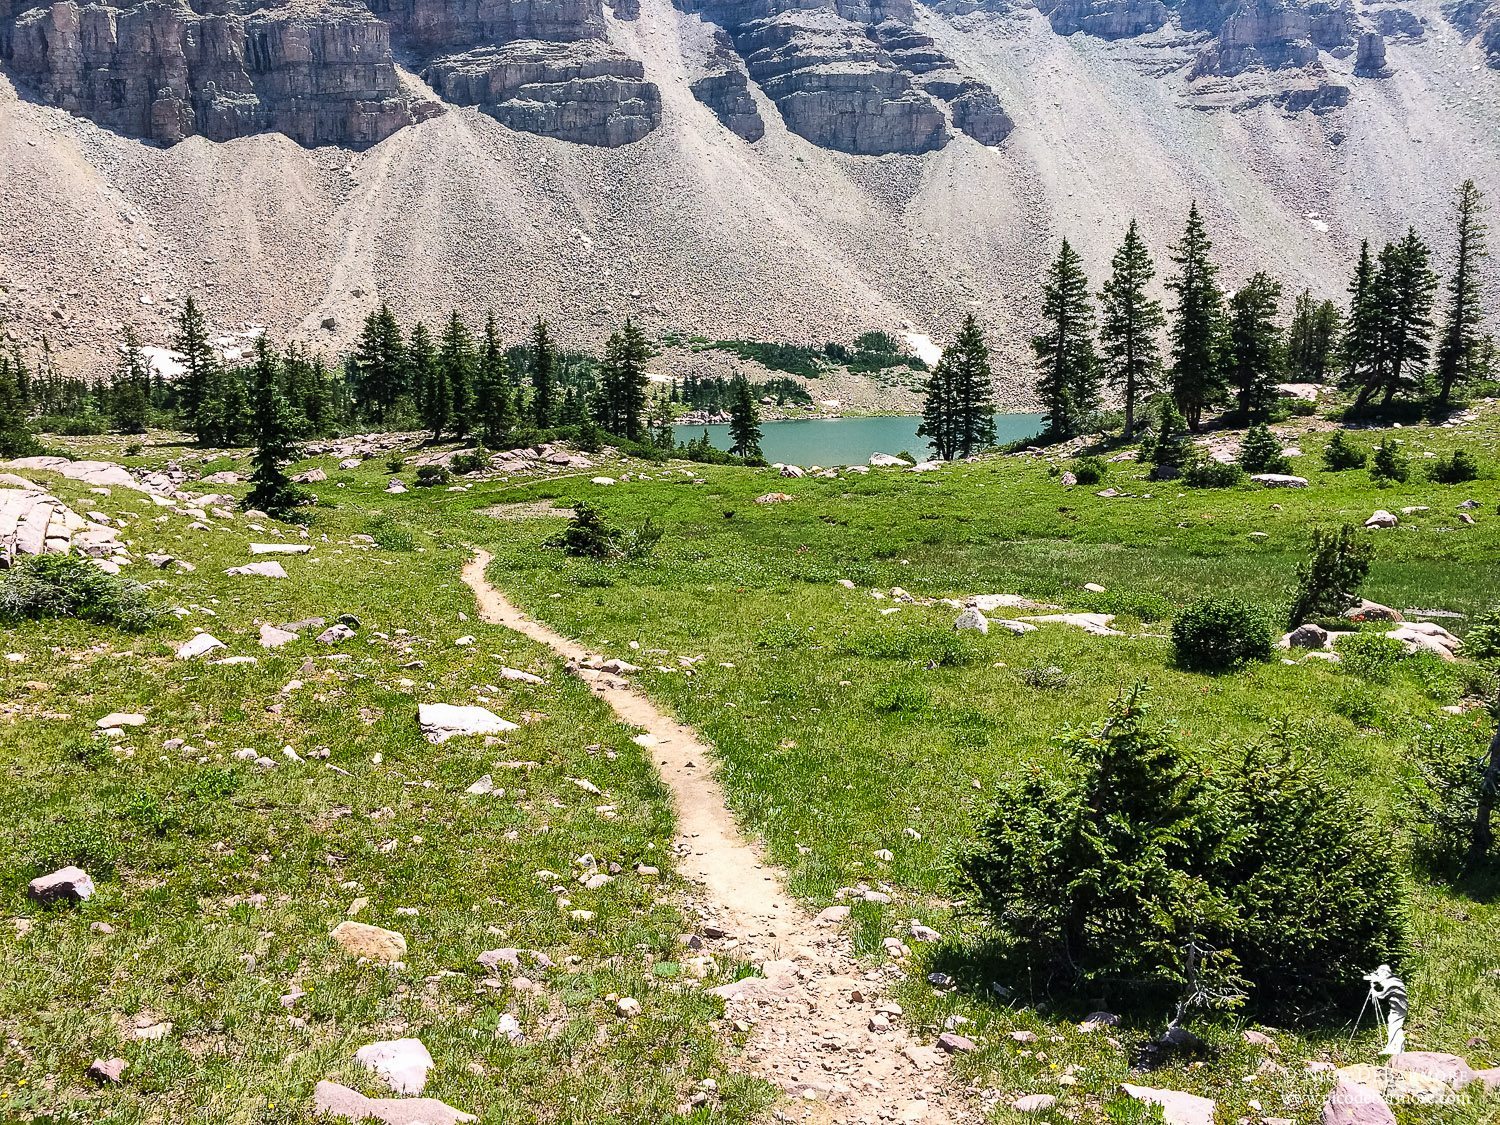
450;448;491;475
1427;449;1480;484
1404;712;1500;876
1334;632;1409;682
1370;438;1409;484
414;464;451;487
962;687;1407;1020
1072;455;1107;485
1468;607;1500;664
547;502;620;559
1288;524;1373;626
1322;430;1368;471
1172;596;1273;672
1238;424;1291;474
0;554;164;632
1143;402;1191;478
1182;453;1246;489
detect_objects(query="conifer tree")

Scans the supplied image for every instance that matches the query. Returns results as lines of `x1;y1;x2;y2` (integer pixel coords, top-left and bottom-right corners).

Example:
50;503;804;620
474;313;515;447
409;322;444;439
172;297;217;431
1434;179;1490;408
1350;230;1438;412
1033;240;1100;439
1226;272;1284;421
1285;290;1342;384
1099;219;1163;438
531;319;556;427
439;312;476;438
1167;203;1226;430
648;396;676;451
596;318;653;440
244;338;303;518
917;358;958;461
111;326;151;435
727;374;762;461
0;353;41;458
352;305;406;423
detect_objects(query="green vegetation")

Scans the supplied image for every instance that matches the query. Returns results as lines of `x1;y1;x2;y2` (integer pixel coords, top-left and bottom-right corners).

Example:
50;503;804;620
0;554;164;631
1171;595;1273;673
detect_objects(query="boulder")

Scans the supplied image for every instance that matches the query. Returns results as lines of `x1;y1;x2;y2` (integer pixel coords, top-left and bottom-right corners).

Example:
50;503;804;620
249;543;313;555
317;624;356;645
1285;622;1329;648
1251;473;1309;488
1320;1078;1395;1125
176;633;227;660
870;453;913;467
418;703;519;743
1019;613;1122;636
1120;1084;1215;1125
1347;599;1402;623
293;468;328;483
1387;1051;1477;1089
96;712;147;729
259;624;299;648
28;865;95;903
954;607;989;633
1012;1094;1057;1112
1365;510;1399;529
312;1080;474;1125
1335;1064;1452;1103
354;1038;435;1095
329;921;407;963
935;1031;977;1053
87;1057;128;1083
226;561;289;578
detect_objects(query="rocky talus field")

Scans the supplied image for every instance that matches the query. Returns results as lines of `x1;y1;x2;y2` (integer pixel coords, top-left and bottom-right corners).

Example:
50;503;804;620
1;0;1498;380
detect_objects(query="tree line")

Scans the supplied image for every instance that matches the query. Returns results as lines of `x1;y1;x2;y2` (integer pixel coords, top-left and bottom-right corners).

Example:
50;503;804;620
1026;180;1492;440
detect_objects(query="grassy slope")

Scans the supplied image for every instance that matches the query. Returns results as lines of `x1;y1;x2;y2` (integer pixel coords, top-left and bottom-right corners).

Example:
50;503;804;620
449;413;1500;1122
0;467;772;1123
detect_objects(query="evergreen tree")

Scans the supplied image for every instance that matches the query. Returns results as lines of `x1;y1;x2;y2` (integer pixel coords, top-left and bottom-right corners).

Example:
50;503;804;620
172;297;217;431
1033;240;1100;439
530;319;556;428
1099;219;1163;438
244;338;304;518
439;312;476;438
1434;180;1490;408
1167;203;1226;430
727;374;762;461
0;354;41;458
1285;290;1342;384
351;304;406;423
917;358;958;461
110;326;151;435
648;396;676;451
595;318;653;440
1342;241;1382;394
195;364;251;446
1350;230;1438;412
474;314;515;447
409;322;444;439
1226;272;1284;421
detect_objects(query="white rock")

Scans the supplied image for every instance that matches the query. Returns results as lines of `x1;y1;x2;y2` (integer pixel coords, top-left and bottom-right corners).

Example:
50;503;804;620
96;713;146;730
954;608;989;634
418;703;519;744
1365;510;1399;529
354;1038;434;1096
259;624;298;648
225;561;288;578
176;633;226;660
870;453;913;468
498;667;544;684
248;543;312;555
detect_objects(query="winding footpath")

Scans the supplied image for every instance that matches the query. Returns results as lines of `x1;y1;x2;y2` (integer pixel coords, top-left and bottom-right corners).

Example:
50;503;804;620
462;550;973;1125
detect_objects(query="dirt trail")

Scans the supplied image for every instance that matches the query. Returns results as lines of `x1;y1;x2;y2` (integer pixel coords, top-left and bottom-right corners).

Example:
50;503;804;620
462;550;975;1125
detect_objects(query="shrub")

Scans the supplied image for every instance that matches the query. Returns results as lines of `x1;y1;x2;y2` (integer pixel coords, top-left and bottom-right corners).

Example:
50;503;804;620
1172;596;1273;673
1144;403;1190;477
1019;665;1073;691
1370;438;1409;484
366;516;415;552
386;455;406;473
962;687;1406;1019
1238;424;1291;474
1403;712;1499;876
1467;607;1500;664
0;554;165;632
1072;456;1107;485
124;442;144;458
451;448;491;475
1182;453;1246;489
1427;449;1479;484
546;502;619;558
414;464;451;487
1322;430;1368;471
1334;632;1408;682
620;515;664;561
1288;524;1373;626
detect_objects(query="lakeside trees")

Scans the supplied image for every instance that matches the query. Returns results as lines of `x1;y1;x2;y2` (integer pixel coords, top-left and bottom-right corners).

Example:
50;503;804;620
1099;219;1163;439
1032;240;1100;440
919;313;996;459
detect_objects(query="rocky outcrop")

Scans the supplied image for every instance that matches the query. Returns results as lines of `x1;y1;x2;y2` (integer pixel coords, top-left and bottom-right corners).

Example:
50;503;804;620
689;26;765;139
2;0;426;146
1447;0;1500;66
1041;0;1170;38
363;0;603;50
426;41;660;145
1354;30;1391;74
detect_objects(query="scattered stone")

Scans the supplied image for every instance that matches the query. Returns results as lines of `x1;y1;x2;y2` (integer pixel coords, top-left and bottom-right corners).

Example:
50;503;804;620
176;633;226;659
1120;1084;1216;1125
316;624;356;644
1250;474;1308;488
1243;1029;1278;1050
465;774;496;796
616;997;641;1017
1364;510;1398;529
935;1031;977;1053
312;1080;475;1125
954;607;989;633
419;703;519;743
249;543;313;555
226;561;288;578
1347;599;1403;623
1387;1052;1476;1090
354;1038;434;1095
292;468;327;483
87;1057;127;1083
28;865;95;903
753;492;794;504
815;905;850;925
870;453;912;468
96;712;146;729
1083;582;1106;593
329;921;407;963
1319;1076;1395;1125
498;667;544;685
259;623;298;648
1285;623;1329;649
1012;1094;1056;1113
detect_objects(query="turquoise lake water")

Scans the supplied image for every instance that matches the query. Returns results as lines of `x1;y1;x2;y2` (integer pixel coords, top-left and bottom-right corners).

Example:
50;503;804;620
672;413;1047;466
